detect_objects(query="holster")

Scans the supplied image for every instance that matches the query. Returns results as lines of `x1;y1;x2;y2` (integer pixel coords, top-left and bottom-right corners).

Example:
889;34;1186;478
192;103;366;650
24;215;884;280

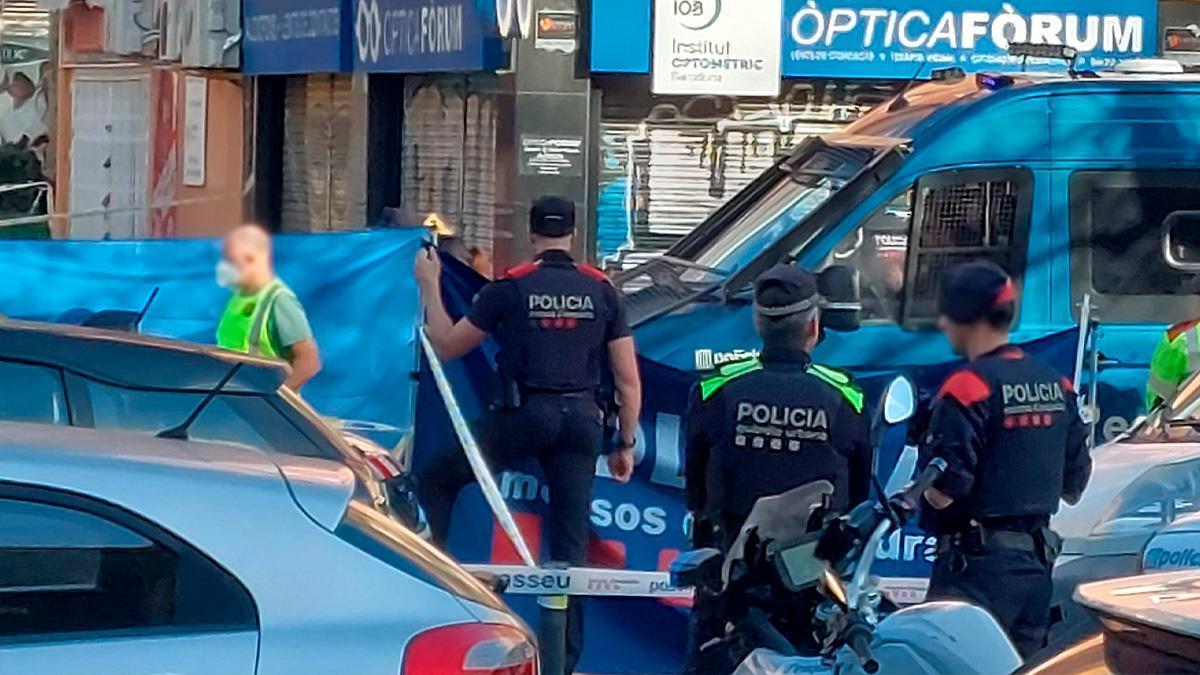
498;377;522;410
1036;525;1063;567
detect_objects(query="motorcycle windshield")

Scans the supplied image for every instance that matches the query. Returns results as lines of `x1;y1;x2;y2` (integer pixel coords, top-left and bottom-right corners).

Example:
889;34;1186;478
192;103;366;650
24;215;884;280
723;480;835;583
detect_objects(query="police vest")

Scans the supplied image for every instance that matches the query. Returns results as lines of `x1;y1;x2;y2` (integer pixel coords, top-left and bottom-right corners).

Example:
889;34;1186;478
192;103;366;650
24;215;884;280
698;356;866;520
496;259;616;392
216;279;289;359
939;351;1076;520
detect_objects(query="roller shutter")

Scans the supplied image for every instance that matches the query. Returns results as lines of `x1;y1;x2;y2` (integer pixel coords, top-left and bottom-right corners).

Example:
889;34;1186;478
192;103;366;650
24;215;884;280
401;75;499;266
280;74;358;231
596;80;901;268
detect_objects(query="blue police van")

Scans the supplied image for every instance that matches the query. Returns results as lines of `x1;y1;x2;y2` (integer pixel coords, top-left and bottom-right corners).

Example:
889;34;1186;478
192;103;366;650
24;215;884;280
617;62;1200;586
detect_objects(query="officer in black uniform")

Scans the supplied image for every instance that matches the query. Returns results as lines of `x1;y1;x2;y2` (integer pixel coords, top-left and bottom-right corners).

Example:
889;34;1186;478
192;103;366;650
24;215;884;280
919;261;1092;659
414;196;642;675
682;265;872;673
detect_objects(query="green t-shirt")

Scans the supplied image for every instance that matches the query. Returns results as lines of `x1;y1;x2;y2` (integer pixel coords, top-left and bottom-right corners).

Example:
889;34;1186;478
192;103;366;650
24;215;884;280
267;291;313;359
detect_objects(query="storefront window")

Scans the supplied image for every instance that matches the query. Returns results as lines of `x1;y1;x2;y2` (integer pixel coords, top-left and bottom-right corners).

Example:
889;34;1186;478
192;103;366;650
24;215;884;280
0;2;51;240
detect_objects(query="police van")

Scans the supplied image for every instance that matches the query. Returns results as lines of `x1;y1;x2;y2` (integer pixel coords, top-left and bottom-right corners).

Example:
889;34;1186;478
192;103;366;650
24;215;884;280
616;55;1200;592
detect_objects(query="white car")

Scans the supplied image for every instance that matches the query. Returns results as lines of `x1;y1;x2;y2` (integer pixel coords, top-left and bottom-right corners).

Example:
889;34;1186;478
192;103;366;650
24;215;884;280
1051;374;1200;645
0;421;536;675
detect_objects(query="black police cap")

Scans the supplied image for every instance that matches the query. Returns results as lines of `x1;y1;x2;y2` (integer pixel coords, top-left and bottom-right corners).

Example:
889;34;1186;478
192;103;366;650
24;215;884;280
938;260;1016;324
530;196;576;237
755;265;820;317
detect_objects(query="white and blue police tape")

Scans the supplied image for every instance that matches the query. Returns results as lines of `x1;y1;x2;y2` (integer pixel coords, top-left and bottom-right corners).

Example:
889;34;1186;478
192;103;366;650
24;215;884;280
462;565;692;598
420;330;537;567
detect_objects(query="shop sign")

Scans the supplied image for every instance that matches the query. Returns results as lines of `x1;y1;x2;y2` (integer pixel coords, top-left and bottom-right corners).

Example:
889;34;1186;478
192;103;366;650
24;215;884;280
781;0;1158;78
653;0;783;96
353;0;505;73
592;0;1157;79
243;0;353;75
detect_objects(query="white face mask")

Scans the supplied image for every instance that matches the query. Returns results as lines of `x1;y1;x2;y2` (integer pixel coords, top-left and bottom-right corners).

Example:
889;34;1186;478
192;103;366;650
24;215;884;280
215;259;243;289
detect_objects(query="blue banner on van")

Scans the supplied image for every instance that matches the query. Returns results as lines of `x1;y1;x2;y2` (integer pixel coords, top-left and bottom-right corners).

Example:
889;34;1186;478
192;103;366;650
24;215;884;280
590;0;1157;78
243;0;353;75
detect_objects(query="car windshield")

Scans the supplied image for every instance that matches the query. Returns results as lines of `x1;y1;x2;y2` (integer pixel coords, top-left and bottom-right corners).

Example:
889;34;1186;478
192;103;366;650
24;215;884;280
70;375;340;460
1138;372;1200;441
682;141;879;280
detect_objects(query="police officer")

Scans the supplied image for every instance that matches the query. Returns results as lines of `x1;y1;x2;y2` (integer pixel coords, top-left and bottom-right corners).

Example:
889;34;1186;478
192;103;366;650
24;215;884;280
920;261;1092;659
682;265;871;673
413;195;642;675
1146;312;1200;409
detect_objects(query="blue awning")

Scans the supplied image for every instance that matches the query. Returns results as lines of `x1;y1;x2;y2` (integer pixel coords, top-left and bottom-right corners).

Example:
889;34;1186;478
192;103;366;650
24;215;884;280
352;0;508;73
243;0;353;75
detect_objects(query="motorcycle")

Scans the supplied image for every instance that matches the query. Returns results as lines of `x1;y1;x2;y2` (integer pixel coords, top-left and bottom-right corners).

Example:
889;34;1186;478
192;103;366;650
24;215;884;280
671;377;1023;675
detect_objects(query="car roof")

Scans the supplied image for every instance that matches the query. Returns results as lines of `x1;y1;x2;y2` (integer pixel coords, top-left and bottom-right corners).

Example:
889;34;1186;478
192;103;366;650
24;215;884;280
0;421;354;528
0;320;287;393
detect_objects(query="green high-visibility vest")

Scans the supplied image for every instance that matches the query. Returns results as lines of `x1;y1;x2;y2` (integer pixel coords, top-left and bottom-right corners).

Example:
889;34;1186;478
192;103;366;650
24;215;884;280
699;356;865;413
1147;319;1200;409
216;279;287;359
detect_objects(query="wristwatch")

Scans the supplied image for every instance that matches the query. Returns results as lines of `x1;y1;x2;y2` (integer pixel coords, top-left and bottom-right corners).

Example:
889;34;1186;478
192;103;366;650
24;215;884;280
616;436;637;452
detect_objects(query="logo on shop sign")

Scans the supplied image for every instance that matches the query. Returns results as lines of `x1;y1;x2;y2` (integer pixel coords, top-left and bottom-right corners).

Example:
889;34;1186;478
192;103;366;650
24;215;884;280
495;0;532;38
356;0;382;63
673;0;722;31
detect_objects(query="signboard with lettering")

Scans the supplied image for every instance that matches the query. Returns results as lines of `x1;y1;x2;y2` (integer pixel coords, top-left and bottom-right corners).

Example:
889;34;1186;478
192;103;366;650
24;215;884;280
780;0;1158;78
592;0;1158;79
652;0;783;96
353;0;506;73
243;0;352;75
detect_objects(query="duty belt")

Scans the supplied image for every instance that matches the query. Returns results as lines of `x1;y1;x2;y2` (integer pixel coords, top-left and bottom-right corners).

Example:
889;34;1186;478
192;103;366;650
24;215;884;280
937;528;1038;554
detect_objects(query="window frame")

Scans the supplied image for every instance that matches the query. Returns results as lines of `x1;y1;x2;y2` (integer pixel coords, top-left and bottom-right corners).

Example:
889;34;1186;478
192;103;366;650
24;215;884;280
0;481;259;646
901;166;1035;329
1068;169;1200;324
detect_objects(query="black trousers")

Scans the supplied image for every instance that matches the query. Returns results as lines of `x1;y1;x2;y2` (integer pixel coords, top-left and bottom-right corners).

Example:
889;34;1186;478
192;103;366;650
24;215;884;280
417;393;602;675
927;545;1053;659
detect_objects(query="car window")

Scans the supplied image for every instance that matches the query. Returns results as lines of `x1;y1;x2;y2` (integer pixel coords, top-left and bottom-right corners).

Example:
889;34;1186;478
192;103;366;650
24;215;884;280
0;361;67;426
823;190;912;323
0;493;256;640
77;378;329;459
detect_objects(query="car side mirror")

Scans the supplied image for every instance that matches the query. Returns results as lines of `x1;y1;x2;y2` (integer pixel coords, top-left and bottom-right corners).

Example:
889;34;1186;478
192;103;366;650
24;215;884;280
819;265;861;332
1163;210;1200;271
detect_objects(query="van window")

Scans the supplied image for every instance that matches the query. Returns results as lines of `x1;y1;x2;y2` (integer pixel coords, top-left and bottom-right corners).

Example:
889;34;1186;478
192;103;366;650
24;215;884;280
903;168;1034;325
825;190;912;323
1069;171;1200;323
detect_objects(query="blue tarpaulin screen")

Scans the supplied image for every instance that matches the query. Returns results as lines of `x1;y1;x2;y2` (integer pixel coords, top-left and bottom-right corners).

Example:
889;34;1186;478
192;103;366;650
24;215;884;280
0;229;426;432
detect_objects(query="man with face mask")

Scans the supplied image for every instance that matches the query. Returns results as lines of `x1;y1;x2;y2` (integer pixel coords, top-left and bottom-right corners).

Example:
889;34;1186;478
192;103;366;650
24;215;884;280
215;224;321;391
918;261;1092;659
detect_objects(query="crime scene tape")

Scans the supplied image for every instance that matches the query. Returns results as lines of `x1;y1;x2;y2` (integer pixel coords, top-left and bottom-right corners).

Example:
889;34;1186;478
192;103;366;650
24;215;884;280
461;564;693;599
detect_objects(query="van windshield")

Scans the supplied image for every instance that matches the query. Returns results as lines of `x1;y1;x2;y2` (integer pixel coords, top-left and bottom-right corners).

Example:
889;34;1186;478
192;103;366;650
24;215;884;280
683;141;881;279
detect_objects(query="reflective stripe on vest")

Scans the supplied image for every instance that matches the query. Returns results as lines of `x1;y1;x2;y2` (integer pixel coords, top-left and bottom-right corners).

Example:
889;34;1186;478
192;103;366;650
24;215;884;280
807;363;865;414
699;357;865;413
216;279;285;358
1186;328;1200;372
700;358;763;401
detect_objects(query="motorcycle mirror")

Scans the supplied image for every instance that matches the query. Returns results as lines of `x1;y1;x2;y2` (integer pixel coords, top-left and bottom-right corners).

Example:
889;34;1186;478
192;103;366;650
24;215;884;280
882;376;917;425
818;265;862;333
